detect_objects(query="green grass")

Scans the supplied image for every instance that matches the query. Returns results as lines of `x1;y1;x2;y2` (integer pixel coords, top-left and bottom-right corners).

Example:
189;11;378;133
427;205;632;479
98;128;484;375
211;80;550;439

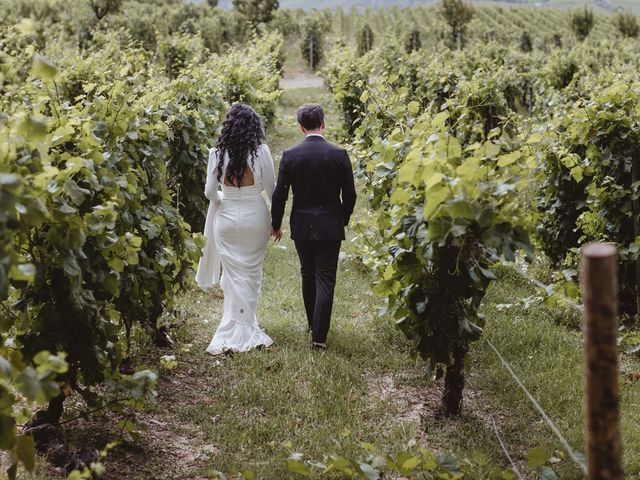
279;33;310;77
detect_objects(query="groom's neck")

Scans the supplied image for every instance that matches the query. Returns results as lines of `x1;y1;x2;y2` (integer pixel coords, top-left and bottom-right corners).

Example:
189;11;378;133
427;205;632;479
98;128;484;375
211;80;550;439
304;130;324;136
301;125;324;137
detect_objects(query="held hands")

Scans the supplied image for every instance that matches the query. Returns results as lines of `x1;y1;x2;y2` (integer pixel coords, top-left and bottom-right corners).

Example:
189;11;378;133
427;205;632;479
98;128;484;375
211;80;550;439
271;228;283;242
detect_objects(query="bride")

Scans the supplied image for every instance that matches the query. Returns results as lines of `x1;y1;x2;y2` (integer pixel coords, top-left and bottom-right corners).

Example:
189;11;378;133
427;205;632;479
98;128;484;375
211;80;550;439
195;103;276;355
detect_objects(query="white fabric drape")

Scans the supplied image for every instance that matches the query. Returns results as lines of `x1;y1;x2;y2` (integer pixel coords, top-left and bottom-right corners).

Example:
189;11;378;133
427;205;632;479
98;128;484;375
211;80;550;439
195;144;276;354
195;148;223;288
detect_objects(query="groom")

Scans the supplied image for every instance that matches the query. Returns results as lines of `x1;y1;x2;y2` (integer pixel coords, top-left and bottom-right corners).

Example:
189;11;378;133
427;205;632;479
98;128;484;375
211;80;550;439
271;104;357;350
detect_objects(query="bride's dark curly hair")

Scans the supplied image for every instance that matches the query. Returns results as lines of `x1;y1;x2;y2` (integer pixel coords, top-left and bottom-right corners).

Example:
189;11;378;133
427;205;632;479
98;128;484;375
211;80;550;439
216;103;265;187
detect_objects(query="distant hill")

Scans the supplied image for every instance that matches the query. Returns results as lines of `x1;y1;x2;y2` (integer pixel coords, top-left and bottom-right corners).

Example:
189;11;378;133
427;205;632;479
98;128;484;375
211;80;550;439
204;0;640;13
213;0;436;7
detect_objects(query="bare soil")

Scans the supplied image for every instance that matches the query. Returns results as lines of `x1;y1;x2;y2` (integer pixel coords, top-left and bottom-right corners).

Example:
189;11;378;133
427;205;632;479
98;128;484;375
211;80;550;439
279;73;324;90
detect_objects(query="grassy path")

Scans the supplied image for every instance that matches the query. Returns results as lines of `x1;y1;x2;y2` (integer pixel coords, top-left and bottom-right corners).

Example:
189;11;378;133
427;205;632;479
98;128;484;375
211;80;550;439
23;83;640;480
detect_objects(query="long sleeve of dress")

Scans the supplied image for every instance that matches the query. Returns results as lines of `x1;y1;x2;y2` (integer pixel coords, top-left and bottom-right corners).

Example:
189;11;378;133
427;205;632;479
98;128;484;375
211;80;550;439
196;147;222;288
204;148;219;201
261;144;276;203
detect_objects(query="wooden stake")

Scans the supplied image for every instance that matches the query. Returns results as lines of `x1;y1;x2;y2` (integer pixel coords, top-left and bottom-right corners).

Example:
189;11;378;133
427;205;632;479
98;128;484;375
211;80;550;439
631;155;640;315
582;243;622;480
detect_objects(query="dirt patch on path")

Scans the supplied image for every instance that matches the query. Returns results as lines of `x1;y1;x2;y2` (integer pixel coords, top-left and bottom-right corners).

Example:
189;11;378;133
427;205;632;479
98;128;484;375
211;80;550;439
367;373;428;425
367;373;512;443
366;372;532;476
367;372;511;430
28;348;224;479
97;414;217;480
279;73;324;90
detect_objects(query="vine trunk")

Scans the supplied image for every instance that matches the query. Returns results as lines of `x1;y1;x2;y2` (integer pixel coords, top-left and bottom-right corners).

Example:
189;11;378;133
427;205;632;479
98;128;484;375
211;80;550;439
442;341;469;416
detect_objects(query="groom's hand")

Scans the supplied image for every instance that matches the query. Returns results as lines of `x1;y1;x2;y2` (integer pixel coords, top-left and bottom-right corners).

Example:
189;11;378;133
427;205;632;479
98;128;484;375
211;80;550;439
271;229;283;242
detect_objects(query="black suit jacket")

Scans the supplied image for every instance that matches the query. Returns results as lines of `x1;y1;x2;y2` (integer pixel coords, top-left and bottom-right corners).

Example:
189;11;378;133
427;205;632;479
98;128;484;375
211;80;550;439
271;136;357;241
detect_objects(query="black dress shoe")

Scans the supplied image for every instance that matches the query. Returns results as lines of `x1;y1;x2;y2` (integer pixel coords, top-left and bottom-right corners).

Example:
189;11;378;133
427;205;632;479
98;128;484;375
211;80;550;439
311;342;327;351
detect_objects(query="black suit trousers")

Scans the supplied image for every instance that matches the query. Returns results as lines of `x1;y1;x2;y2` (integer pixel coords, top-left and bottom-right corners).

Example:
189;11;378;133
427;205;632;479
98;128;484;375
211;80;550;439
294;240;341;343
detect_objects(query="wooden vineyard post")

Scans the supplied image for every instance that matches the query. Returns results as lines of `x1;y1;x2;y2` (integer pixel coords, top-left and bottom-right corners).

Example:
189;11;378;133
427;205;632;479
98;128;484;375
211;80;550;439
632;154;640;315
582;243;622;480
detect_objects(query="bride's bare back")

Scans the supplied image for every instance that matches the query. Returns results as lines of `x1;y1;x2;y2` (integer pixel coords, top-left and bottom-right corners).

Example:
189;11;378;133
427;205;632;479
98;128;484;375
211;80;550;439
224;167;255;187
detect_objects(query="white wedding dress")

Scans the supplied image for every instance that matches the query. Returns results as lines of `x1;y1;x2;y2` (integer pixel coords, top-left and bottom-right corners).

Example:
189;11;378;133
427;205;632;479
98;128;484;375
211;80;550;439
195;144;275;354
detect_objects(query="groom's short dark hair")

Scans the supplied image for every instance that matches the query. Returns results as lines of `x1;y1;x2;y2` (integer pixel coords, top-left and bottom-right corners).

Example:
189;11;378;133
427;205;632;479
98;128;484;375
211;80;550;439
297;104;324;130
